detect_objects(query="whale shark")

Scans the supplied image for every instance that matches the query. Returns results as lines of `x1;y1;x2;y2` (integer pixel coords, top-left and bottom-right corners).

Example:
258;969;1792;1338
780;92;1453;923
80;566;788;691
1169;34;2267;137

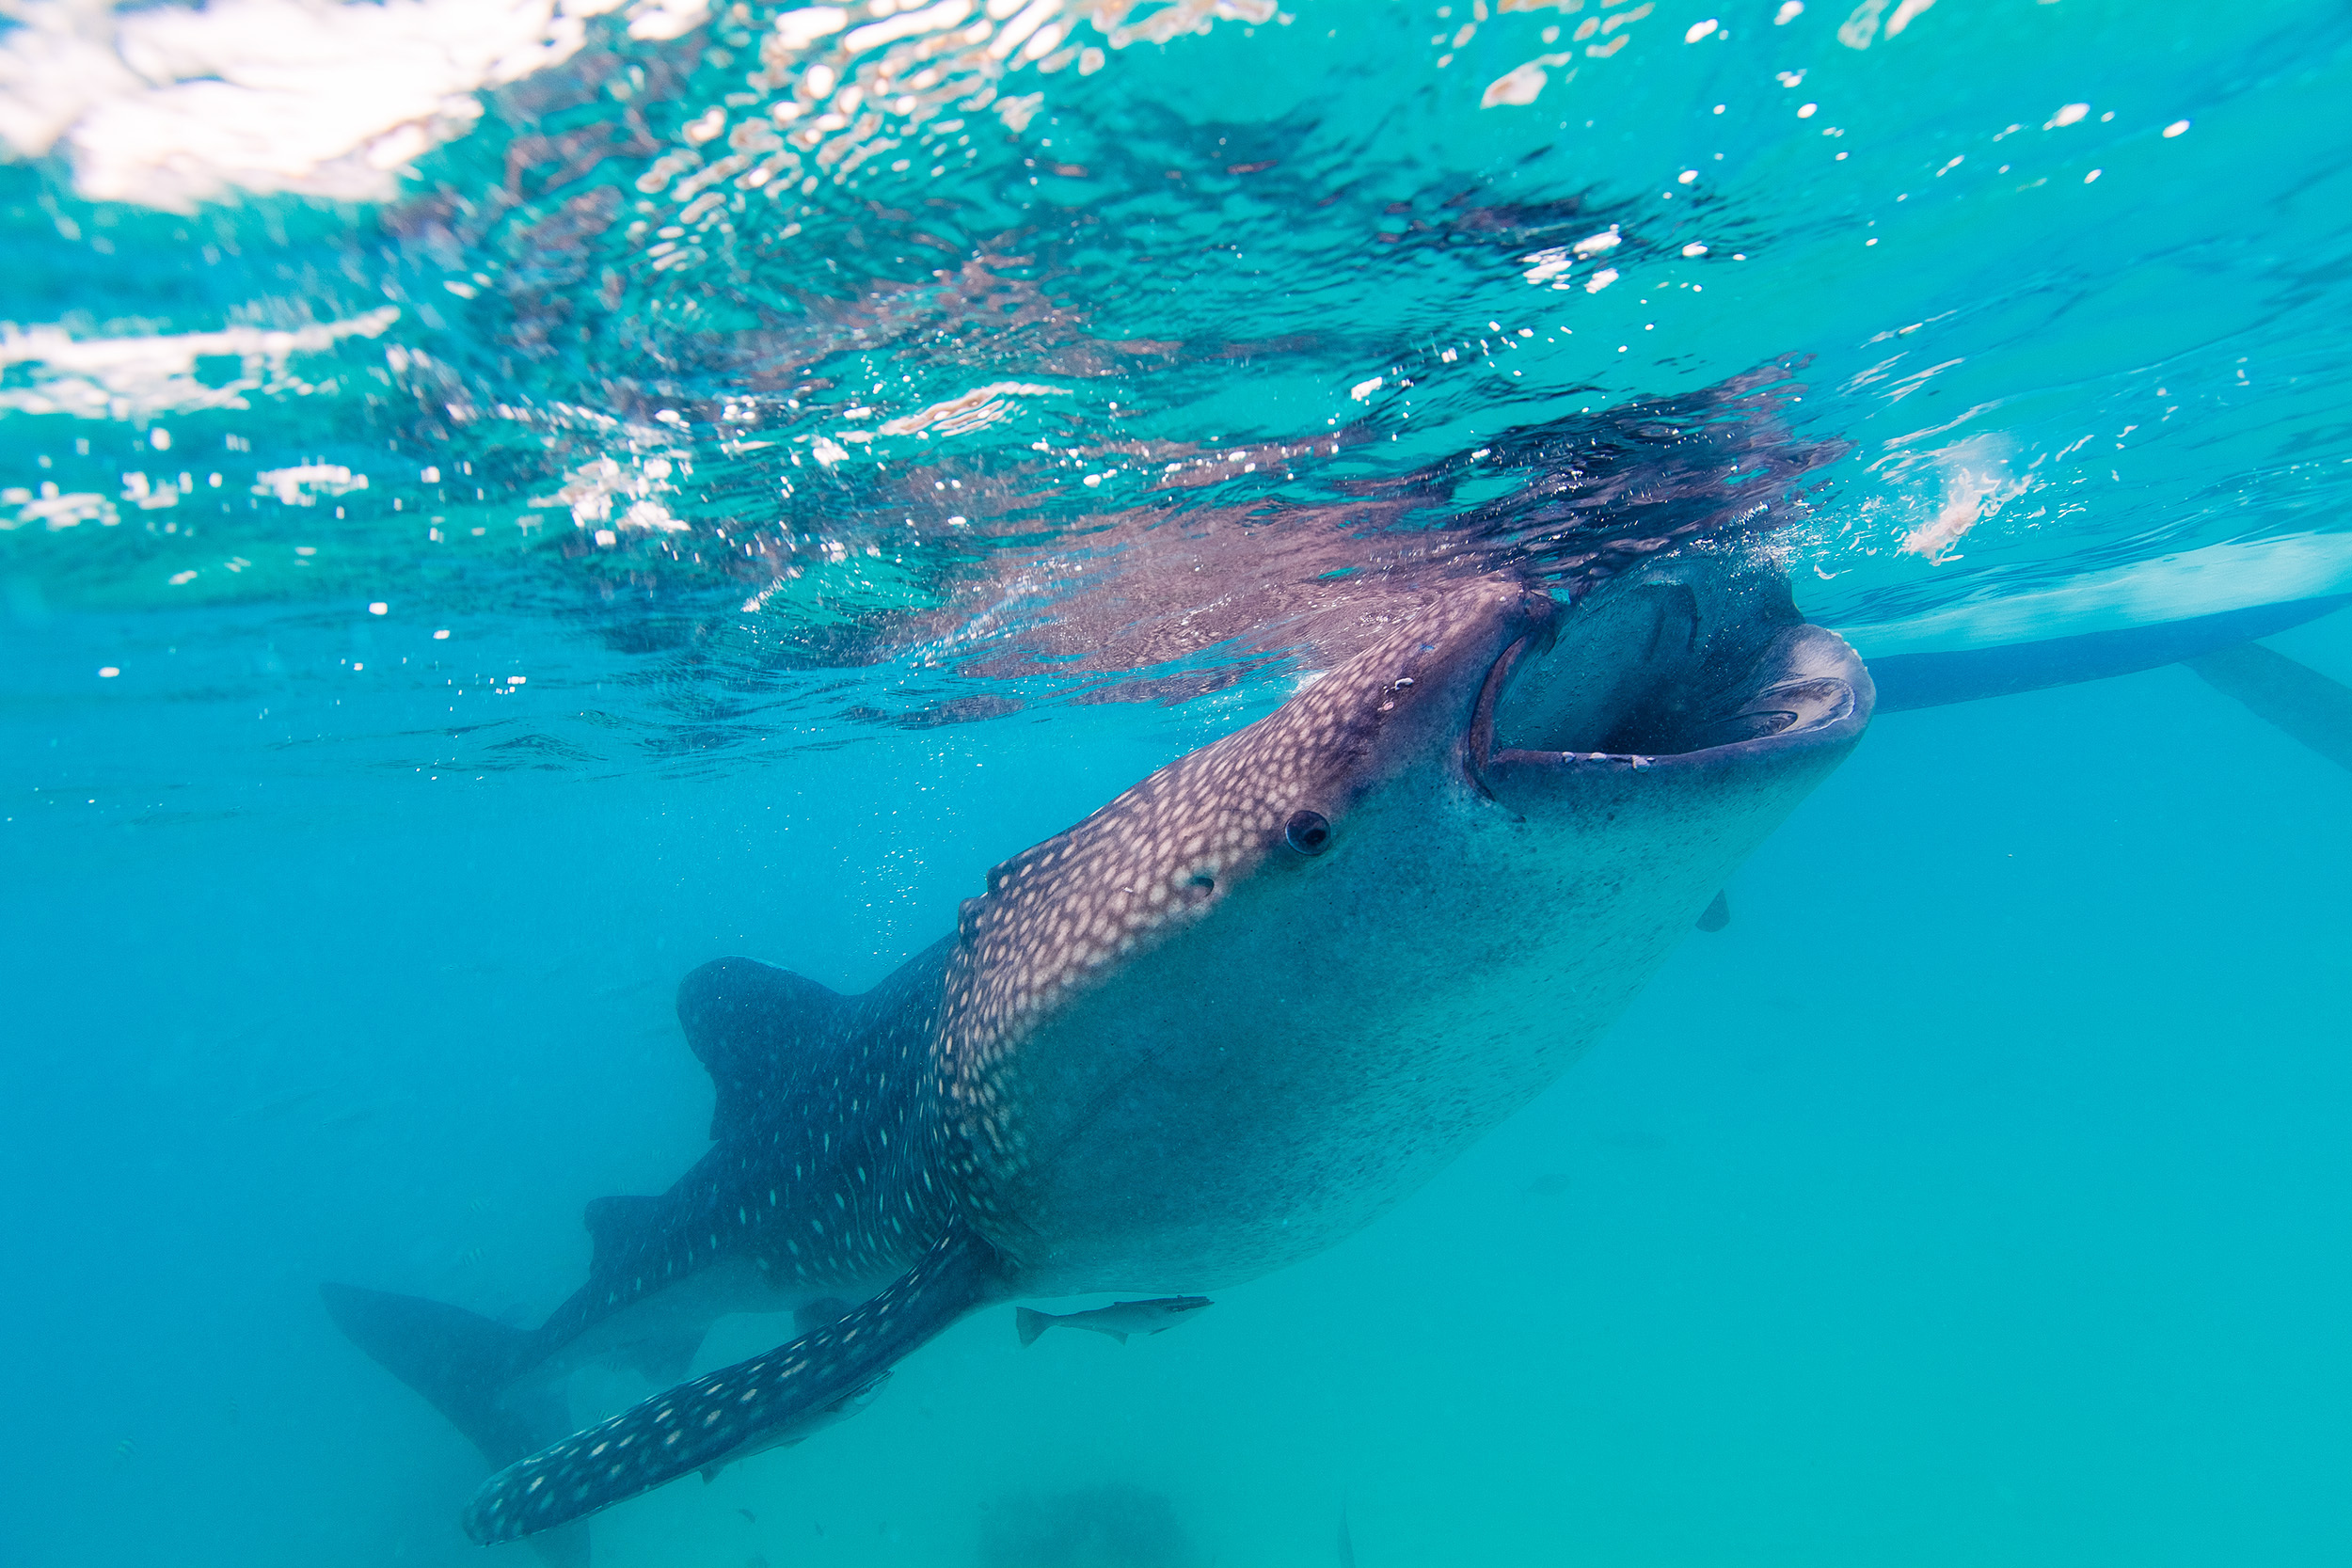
325;541;1873;1544
326;338;2352;1545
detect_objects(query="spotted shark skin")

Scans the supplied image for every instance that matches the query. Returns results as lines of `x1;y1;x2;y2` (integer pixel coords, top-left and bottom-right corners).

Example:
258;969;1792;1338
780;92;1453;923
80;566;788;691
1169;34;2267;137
463;1226;991;1541
558;953;958;1333
337;546;1872;1544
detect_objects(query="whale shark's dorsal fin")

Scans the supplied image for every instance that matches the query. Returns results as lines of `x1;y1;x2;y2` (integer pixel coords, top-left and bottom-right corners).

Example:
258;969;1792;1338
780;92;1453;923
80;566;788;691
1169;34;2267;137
674;958;848;1142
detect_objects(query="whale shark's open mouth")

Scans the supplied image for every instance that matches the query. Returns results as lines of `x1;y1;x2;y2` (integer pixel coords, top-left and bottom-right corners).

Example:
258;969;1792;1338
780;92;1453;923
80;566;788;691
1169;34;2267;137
1469;575;1873;791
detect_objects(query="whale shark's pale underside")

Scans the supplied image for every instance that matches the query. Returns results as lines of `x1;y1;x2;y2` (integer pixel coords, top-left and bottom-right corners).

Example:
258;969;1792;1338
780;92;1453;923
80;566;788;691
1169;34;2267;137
324;378;2351;1554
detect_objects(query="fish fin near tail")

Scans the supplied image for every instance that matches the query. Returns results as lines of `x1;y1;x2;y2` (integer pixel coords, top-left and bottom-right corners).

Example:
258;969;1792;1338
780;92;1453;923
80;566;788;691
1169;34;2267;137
321;1282;559;1468
463;1221;999;1543
2186;642;2352;775
1015;1307;1052;1348
1696;889;1730;932
616;1327;704;1386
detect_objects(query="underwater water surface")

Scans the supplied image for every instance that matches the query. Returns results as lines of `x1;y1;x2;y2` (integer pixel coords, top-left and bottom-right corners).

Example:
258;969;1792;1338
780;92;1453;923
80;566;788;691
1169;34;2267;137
4;0;2351;1564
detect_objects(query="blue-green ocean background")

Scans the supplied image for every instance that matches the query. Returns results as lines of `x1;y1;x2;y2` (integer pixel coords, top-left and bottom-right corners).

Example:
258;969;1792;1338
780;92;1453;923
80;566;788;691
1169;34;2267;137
5;0;2351;1564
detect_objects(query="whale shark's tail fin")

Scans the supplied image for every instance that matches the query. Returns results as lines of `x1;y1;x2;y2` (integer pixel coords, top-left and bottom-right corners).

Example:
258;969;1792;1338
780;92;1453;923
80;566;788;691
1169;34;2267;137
463;1220;999;1544
321;1283;559;1468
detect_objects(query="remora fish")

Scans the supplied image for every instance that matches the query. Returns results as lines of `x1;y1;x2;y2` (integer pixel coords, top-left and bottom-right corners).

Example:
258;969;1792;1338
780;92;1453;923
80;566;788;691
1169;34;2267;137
327;546;1872;1543
1015;1296;1212;1347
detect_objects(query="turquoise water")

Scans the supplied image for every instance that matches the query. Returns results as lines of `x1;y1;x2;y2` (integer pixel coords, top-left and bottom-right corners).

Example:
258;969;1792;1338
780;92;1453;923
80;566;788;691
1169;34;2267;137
5;0;2351;1563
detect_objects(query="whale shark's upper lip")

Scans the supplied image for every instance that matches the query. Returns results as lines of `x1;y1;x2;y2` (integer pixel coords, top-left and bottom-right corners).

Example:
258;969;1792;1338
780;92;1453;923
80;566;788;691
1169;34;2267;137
1464;627;1544;786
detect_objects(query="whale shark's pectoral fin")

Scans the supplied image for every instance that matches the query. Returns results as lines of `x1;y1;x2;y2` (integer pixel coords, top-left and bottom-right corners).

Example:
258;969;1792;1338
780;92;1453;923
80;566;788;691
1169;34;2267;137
697;1370;893;1482
463;1221;999;1543
794;1295;855;1334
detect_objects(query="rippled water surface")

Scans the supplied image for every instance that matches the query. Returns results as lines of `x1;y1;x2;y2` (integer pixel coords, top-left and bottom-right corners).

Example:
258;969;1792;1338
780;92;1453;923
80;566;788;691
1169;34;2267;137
5;0;2351;1564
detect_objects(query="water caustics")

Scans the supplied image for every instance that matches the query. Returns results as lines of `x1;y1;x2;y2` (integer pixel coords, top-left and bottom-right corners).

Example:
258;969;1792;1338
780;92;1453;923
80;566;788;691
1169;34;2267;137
3;0;2345;756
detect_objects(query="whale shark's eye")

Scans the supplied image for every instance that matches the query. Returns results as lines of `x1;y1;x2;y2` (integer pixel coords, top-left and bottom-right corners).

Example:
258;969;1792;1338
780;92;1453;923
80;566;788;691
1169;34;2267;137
1284;810;1332;856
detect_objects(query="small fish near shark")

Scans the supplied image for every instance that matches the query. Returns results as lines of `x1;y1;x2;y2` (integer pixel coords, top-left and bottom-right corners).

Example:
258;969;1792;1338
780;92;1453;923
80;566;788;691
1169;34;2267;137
1016;1296;1213;1347
323;412;2352;1549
